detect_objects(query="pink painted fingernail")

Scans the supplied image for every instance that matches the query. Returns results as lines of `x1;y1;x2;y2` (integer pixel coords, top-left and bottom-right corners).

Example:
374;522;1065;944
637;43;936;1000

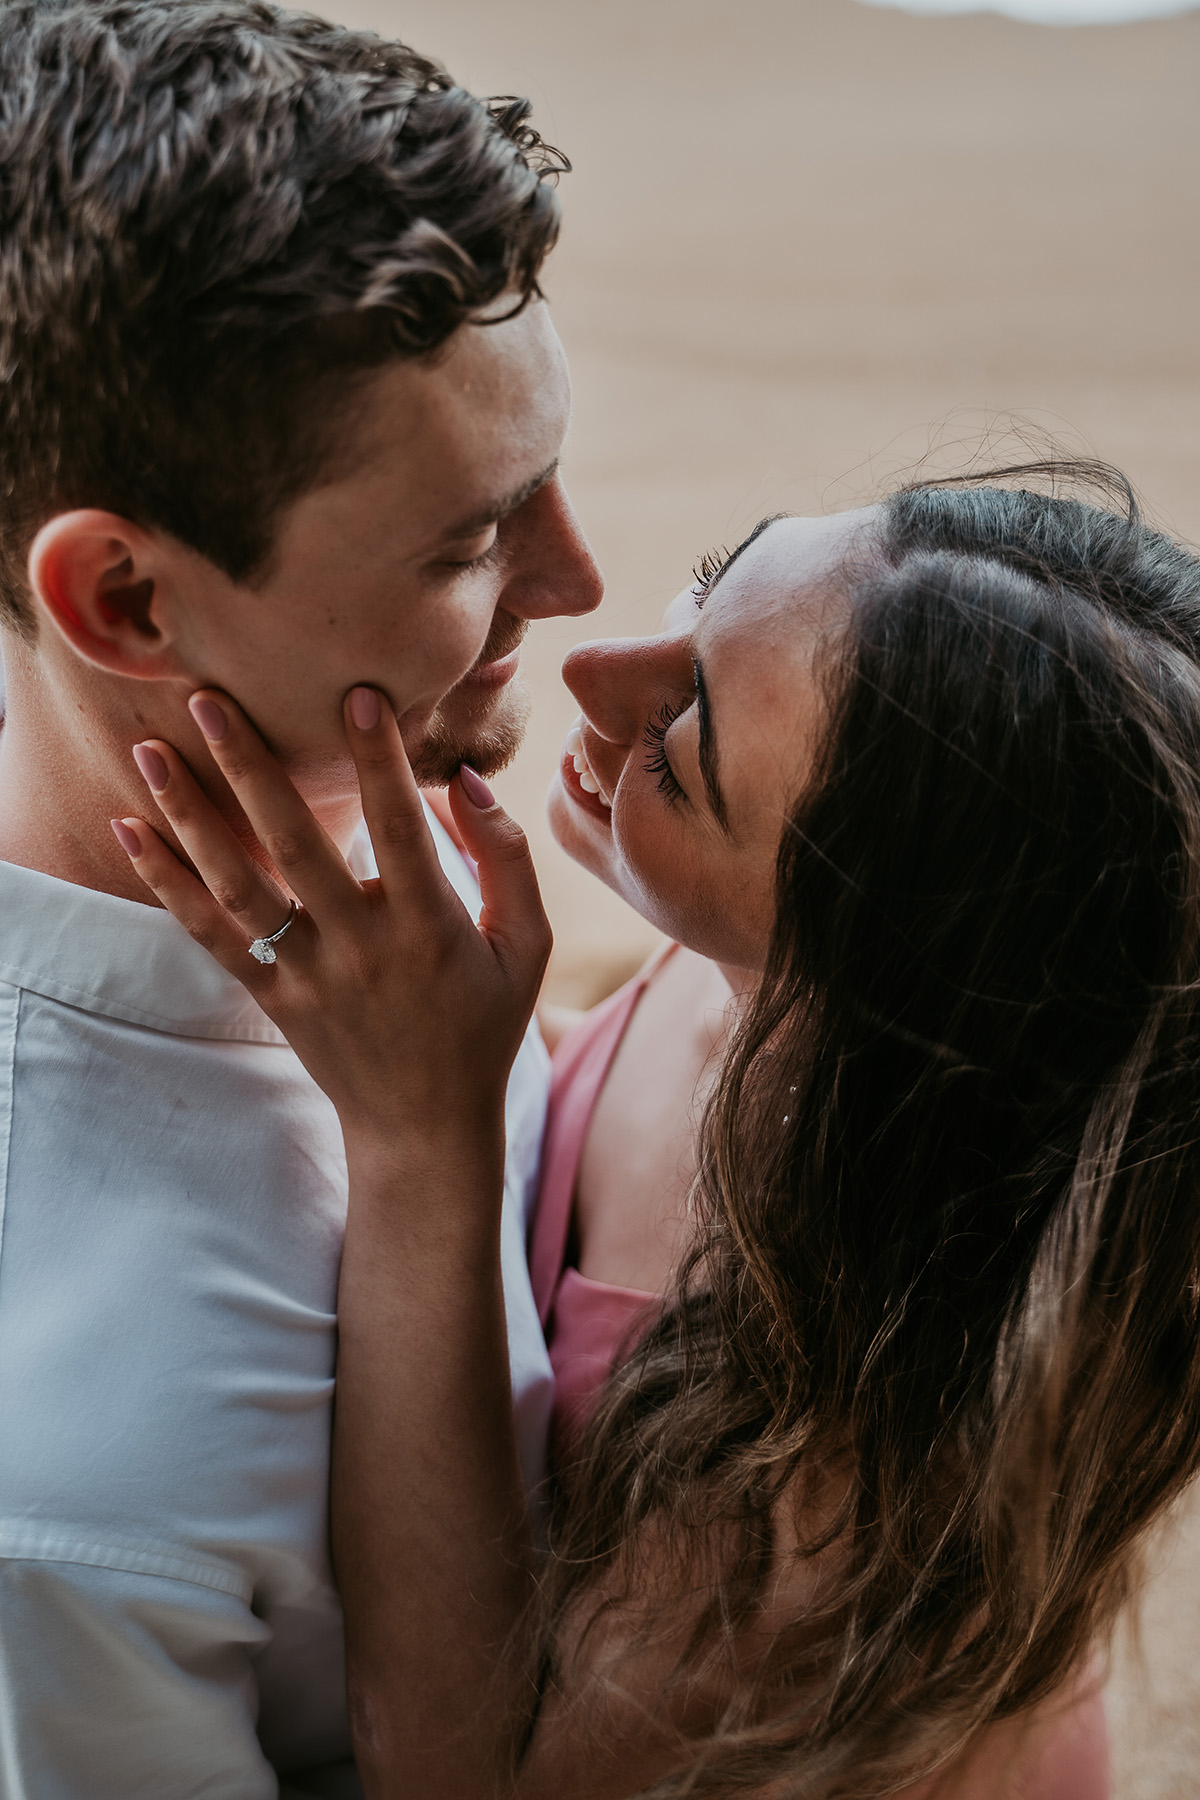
348;687;380;731
132;743;169;792
458;764;495;809
189;696;227;742
110;818;141;857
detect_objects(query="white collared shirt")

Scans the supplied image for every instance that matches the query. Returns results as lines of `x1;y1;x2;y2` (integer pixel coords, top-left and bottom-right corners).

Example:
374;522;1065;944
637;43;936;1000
0;812;554;1799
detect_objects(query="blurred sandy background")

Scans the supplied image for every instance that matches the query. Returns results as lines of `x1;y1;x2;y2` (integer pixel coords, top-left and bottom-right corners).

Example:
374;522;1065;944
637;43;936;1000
323;0;1200;1789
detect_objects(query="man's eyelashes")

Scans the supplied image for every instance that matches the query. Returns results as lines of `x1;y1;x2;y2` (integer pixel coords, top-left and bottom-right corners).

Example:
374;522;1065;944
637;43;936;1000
443;536;502;574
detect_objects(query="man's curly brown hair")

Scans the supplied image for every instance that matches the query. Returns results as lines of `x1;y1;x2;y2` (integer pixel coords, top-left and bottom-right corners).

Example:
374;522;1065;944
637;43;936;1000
0;0;568;635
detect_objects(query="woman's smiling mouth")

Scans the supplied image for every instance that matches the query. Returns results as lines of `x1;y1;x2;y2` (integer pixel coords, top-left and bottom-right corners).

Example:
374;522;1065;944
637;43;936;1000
562;721;613;814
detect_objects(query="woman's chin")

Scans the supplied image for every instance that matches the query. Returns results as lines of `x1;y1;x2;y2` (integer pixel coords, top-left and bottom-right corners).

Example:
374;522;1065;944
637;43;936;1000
547;771;642;908
547;773;677;947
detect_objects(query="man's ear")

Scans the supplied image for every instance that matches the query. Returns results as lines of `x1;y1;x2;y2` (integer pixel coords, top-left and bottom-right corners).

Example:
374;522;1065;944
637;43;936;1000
26;510;185;678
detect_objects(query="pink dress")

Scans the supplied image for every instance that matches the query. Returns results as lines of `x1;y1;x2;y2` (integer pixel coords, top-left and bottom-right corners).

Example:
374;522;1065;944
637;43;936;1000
529;950;1110;1799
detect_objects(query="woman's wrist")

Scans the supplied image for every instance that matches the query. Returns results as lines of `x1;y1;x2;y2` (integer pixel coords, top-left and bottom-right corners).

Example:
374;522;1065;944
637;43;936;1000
341;1108;507;1202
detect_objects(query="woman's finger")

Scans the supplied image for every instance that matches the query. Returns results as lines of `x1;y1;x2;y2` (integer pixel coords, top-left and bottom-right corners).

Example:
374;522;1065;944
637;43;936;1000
448;769;553;987
185;690;360;920
111;816;283;984
132;737;297;944
343;687;456;912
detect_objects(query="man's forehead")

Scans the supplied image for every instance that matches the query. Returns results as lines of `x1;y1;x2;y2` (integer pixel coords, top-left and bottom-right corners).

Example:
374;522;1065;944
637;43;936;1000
336;321;567;546
420;310;567;513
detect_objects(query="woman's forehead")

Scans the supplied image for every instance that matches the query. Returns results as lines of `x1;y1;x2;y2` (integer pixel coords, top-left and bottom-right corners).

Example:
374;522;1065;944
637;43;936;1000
698;508;872;652
689;512;873;837
712;509;873;610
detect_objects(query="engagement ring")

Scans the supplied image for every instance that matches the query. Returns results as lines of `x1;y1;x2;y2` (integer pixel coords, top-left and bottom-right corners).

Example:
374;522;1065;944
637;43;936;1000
248;901;299;965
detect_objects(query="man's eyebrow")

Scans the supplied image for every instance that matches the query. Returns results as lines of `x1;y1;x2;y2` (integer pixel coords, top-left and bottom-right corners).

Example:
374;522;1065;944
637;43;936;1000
697;512;787;605
693;656;729;834
441;459;559;540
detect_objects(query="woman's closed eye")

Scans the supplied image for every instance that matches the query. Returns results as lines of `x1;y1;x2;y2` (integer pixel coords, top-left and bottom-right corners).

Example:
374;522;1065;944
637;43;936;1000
643;697;689;804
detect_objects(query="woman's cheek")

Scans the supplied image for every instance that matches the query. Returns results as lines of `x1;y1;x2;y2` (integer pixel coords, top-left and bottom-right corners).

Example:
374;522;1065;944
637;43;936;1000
614;795;774;967
612;792;696;933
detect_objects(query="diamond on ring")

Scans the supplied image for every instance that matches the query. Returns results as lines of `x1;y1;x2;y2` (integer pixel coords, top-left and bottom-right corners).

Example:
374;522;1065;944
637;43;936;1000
248;900;298;965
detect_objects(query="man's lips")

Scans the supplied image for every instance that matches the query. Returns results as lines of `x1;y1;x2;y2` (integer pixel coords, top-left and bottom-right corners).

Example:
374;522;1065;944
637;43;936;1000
457;644;522;691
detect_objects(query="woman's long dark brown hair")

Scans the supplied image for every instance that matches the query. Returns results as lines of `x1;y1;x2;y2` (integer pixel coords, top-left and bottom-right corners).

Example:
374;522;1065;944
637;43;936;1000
541;466;1200;1795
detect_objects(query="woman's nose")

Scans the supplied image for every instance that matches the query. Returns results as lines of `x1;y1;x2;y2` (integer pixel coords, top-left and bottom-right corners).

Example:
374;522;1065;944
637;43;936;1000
563;634;690;745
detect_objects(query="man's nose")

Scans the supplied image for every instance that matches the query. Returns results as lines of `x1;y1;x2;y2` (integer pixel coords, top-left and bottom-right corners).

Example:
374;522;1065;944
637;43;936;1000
500;478;603;621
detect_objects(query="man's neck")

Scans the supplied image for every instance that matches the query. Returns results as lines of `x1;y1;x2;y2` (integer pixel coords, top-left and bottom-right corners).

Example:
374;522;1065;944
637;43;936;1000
0;646;362;904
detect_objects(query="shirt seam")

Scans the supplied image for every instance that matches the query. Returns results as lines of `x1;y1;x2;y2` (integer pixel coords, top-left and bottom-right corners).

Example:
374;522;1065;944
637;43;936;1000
0;1526;252;1600
0;964;287;1044
0;986;17;1281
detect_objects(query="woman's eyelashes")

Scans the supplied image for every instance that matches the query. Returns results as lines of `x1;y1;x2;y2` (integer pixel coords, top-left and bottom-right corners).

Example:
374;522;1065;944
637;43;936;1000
642;697;688;804
692;545;732;603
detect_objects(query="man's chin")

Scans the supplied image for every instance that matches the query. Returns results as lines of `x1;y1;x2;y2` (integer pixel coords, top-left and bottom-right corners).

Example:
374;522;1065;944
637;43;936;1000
406;675;532;787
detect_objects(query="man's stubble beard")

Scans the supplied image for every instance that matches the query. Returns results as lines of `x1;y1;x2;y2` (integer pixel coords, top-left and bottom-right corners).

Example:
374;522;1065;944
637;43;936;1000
405;615;533;786
408;675;531;786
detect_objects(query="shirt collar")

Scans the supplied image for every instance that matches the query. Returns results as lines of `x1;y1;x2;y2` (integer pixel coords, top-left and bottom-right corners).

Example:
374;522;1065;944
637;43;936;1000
0;819;452;1045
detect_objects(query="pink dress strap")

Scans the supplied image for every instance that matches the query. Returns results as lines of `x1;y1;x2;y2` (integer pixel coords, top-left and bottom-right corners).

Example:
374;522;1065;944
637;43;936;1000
529;945;677;1446
529;944;675;1326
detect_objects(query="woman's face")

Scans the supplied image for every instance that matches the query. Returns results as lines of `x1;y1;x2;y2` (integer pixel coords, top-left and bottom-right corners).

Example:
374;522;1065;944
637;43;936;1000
548;510;872;970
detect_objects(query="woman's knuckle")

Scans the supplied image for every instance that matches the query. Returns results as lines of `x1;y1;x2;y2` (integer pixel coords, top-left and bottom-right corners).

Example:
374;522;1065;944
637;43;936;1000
265;828;311;871
496;819;530;860
212;879;254;917
185;916;218;952
359;739;394;772
377;809;422;852
161;789;194;829
219;747;256;785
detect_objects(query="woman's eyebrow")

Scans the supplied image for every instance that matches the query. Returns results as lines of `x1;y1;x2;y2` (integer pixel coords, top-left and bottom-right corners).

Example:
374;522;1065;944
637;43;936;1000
693;657;729;833
697;512;786;606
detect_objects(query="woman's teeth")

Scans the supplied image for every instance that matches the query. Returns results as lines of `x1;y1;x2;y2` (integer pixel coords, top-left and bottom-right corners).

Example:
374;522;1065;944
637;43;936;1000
565;724;612;809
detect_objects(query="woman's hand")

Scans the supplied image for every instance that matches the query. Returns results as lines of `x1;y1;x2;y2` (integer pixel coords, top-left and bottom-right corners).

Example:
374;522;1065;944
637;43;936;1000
113;685;552;1160
115;687;553;1794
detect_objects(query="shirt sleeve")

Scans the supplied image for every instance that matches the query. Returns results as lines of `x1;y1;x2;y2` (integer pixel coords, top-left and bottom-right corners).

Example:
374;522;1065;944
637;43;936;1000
0;1552;279;1799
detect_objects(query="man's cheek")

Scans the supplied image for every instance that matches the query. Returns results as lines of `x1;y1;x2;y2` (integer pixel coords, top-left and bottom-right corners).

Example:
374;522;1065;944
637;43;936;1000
391;649;468;721
411;613;491;704
397;702;436;753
